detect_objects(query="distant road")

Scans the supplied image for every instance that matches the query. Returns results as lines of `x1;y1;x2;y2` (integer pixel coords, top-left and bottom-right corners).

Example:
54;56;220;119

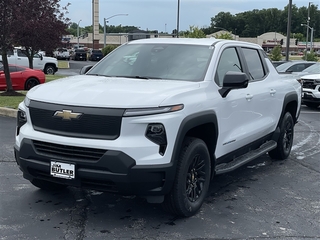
56;60;97;76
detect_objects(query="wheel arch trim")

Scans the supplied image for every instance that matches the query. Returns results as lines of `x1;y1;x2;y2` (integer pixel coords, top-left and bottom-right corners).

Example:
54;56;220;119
171;110;219;171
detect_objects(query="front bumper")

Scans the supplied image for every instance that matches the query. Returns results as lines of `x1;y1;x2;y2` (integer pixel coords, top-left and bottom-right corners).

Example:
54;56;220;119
302;91;320;104
15;138;176;196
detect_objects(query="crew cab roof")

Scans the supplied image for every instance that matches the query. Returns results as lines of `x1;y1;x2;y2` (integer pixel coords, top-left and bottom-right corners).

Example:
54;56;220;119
125;38;262;49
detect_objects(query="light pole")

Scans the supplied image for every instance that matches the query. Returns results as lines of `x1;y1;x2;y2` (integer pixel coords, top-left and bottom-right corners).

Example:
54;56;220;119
285;0;292;61
301;23;314;53
305;2;312;59
176;0;180;38
103;14;128;48
77;19;82;48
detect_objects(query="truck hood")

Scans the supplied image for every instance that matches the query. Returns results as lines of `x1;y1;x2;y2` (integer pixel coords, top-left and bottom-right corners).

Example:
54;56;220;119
27;75;200;108
43;56;58;62
300;74;320;80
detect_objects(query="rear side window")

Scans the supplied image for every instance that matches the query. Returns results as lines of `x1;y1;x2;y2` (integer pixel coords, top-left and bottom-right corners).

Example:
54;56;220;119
241;48;265;80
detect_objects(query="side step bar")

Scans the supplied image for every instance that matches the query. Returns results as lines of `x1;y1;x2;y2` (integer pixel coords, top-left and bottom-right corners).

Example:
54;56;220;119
215;140;277;175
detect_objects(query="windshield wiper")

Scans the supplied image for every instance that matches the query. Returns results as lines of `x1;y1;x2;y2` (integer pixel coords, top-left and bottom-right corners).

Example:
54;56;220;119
112;75;162;79
86;73;113;77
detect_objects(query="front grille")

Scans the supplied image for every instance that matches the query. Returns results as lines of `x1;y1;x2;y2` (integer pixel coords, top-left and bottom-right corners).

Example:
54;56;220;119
302;80;317;90
29;100;125;140
33;140;106;161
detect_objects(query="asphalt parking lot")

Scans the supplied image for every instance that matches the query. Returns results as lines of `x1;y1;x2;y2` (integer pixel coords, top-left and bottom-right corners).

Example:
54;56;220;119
0;106;319;240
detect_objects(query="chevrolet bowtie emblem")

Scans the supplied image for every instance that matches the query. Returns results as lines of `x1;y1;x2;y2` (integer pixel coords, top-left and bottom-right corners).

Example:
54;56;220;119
53;110;82;120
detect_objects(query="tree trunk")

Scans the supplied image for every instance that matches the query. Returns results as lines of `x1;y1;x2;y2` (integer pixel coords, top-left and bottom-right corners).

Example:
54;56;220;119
1;51;14;92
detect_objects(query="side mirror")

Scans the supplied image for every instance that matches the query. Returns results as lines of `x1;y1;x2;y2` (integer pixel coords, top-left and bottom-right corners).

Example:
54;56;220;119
219;71;249;98
39;54;43;60
80;65;93;75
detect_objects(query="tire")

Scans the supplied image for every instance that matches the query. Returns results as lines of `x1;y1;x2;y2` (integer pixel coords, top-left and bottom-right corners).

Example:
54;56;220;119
25;77;39;90
269;112;294;160
162;137;211;217
31;179;67;191
305;102;319;109
44;65;55;75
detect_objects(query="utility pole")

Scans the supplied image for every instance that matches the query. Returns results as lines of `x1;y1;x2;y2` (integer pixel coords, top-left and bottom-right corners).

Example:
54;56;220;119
285;0;292;61
305;2;312;59
176;0;180;38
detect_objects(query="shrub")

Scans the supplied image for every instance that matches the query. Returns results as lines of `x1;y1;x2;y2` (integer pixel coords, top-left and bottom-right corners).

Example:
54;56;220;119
102;45;119;56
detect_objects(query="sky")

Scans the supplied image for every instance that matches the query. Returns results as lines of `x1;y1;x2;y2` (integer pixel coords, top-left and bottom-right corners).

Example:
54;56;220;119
59;0;320;33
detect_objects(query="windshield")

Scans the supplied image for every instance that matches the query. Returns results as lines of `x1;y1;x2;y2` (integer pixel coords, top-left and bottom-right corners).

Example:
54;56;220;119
87;43;213;82
302;63;320;74
276;61;294;71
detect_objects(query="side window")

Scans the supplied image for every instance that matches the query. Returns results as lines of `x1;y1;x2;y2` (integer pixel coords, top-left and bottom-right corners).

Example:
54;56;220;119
215;47;242;87
17;49;27;57
8;66;18;72
7;50;14;56
242;48;265;80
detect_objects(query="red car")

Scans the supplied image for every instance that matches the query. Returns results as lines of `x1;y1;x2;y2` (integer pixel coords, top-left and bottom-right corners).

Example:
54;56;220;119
0;63;45;91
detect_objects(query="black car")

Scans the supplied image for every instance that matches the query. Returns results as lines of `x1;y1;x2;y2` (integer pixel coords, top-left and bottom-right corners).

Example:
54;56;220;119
73;49;87;61
89;49;103;61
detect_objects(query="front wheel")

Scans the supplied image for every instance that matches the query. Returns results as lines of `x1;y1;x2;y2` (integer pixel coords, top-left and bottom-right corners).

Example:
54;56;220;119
162;137;211;217
44;65;55;75
269;112;294;160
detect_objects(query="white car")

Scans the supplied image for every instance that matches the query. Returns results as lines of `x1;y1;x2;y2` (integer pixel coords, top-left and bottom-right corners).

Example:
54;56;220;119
299;73;320;108
276;61;316;73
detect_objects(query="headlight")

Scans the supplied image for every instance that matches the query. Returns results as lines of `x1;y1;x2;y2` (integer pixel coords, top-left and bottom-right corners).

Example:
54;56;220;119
123;104;184;117
16;109;27;136
315;79;320;84
24;96;30;107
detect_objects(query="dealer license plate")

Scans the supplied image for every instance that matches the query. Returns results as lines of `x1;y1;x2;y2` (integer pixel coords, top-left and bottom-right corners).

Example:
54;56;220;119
50;161;75;179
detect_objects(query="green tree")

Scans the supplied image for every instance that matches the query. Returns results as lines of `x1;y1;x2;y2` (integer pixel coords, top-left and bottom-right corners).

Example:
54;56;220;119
102;44;119;56
14;0;69;70
214;32;234;40
302;50;318;61
0;0;17;94
270;45;283;61
183;26;206;38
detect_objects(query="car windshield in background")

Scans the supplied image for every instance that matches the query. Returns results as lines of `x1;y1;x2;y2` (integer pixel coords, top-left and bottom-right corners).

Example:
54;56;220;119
276;61;297;72
87;44;213;82
301;62;320;74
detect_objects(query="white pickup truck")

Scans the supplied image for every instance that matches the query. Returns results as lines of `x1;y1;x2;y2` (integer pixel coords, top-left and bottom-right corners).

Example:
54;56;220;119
15;38;301;217
0;48;58;75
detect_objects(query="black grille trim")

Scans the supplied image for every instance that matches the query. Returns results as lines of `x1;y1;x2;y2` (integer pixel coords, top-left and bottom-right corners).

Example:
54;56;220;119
302;80;317;90
29;100;125;140
33;140;106;161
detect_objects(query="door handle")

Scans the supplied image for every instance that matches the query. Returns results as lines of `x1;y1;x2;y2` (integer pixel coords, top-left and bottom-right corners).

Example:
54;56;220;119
270;89;276;96
246;94;253;101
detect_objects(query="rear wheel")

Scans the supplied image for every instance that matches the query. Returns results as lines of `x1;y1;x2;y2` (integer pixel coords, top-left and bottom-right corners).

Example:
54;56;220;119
25;78;39;90
31;179;67;191
269;112;294;160
162;137;211;217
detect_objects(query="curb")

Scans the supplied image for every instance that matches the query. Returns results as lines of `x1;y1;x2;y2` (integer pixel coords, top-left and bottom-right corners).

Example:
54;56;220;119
0;107;17;118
